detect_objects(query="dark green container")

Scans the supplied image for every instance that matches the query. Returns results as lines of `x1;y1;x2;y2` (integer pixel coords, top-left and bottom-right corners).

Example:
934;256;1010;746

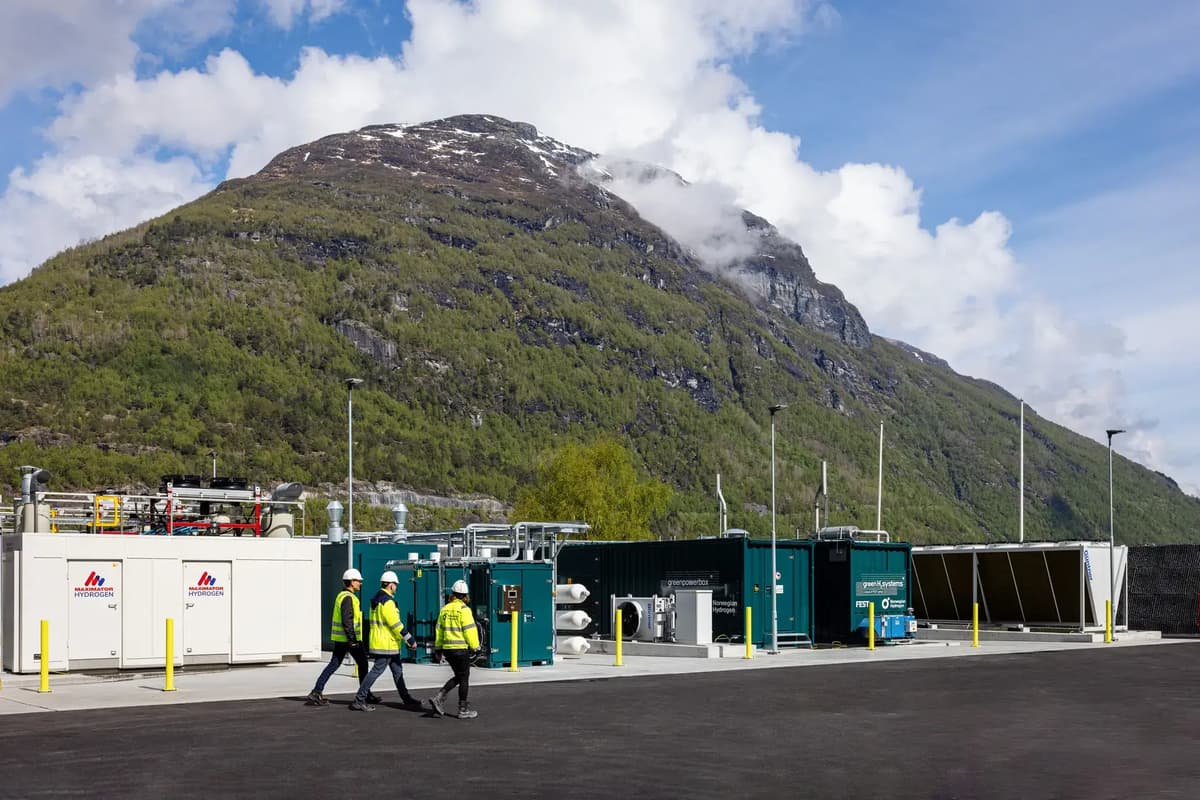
556;538;813;646
319;542;438;651
811;539;912;643
468;561;555;668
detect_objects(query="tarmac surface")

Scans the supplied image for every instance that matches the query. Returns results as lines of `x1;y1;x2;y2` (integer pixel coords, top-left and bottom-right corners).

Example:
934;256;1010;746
1;642;1198;799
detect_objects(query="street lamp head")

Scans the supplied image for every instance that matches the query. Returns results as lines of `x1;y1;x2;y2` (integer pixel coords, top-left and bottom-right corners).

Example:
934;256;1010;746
769;404;787;415
1105;428;1126;439
345;377;364;389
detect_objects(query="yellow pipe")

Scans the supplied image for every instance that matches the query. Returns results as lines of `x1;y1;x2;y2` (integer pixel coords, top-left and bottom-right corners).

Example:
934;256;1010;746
744;606;753;660
164;618;176;692
614;607;623;667
508;613;520;672
867;602;875;650
38;619;51;693
1105;599;1112;644
972;602;980;648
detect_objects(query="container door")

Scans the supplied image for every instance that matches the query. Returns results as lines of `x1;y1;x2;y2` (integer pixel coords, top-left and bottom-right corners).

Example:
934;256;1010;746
182;562;231;662
776;548;802;635
522;566;553;664
68;560;122;666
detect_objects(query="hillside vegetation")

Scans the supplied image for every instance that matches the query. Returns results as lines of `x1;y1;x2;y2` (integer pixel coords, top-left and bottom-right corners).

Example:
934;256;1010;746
0;116;1195;544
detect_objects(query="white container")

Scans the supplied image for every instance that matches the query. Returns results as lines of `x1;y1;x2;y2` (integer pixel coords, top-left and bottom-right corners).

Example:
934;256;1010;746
555;609;591;631
557;636;590;656
1;532;321;673
555;583;591;604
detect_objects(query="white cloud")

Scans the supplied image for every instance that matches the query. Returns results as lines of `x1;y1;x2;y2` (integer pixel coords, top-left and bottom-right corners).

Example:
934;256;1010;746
0;154;212;284
0;0;235;107
260;0;348;29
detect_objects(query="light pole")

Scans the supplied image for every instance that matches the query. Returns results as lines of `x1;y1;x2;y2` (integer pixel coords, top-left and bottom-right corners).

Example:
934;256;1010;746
1106;428;1125;641
769;403;787;655
346;378;364;570
208;449;217;479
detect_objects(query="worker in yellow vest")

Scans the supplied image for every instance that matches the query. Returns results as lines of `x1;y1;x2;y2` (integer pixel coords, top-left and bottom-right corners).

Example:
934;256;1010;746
307;568;372;706
429;579;480;719
350;571;420;712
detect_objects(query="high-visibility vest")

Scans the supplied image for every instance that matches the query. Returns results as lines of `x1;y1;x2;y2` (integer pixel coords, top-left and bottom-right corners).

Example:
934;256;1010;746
435;598;480;650
329;590;362;643
368;591;409;655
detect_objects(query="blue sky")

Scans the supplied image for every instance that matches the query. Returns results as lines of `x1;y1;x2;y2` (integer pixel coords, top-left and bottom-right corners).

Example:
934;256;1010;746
0;0;1197;493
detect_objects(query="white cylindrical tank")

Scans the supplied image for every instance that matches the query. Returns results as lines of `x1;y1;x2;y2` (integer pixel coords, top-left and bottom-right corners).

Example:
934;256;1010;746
17;503;52;534
558;636;590;656
264;511;294;538
555;610;591;631
555;583;590;604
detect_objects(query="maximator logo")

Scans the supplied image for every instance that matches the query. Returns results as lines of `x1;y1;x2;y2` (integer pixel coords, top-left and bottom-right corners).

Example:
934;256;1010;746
74;571;115;598
188;571;225;597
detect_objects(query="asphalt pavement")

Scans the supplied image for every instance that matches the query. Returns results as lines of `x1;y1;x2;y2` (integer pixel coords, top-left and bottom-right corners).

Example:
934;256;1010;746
1;643;1197;799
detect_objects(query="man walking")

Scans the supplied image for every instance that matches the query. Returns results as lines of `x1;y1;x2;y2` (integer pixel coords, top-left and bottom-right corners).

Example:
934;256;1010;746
429;579;480;719
307;568;371;706
350;570;421;712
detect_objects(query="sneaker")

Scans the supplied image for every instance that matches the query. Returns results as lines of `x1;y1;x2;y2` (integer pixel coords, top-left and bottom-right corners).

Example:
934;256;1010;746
348;700;375;712
457;706;478;720
367;693;384;705
401;696;424;709
306;691;329;706
428;694;445;717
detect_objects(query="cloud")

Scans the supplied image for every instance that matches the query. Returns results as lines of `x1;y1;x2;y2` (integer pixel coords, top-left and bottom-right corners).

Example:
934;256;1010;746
0;0;235;107
0;153;212;284
260;0;348;29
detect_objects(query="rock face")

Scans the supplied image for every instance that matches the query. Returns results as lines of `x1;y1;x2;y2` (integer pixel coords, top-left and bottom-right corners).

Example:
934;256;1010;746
265;114;869;348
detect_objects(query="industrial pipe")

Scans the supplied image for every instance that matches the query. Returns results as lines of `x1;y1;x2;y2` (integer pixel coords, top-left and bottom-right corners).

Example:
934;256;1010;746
555;584;591;604
164;618;176;692
555;610;591;631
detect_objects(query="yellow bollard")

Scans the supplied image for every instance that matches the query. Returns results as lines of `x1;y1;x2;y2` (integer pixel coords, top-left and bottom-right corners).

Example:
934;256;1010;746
614;607;623;667
1105;599;1112;644
744;606;753;660
38;619;51;693
972;603;980;648
164;618;176;692
508;613;520;672
868;602;875;651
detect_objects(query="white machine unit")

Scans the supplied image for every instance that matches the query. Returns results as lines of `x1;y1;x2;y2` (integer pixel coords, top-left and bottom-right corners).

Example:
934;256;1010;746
611;594;674;642
1;533;321;674
673;589;713;645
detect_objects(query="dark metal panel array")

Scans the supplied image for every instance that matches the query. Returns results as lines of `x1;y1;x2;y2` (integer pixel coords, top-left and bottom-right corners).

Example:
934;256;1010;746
1130;544;1200;635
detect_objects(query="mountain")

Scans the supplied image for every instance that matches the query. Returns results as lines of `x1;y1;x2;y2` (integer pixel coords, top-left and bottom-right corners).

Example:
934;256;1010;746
1;114;1196;543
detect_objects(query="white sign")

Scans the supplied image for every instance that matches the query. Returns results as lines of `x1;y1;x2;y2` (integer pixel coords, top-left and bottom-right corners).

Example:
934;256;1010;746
774;584;783;595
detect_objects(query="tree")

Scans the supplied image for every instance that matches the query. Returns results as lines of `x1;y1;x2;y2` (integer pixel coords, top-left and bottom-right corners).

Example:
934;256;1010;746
512;437;672;539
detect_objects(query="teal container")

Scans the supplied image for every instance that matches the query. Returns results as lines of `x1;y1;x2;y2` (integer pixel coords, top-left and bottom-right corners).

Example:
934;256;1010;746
468;561;555;668
811;539;912;642
319;542;438;650
556;538;813;646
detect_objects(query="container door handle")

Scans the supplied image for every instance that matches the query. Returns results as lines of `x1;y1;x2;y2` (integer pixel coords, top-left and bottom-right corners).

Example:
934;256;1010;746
107;603;118;609
185;602;195;609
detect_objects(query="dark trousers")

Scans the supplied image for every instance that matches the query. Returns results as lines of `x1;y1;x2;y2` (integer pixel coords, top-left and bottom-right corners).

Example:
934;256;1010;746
355;653;413;704
313;642;369;693
440;650;472;707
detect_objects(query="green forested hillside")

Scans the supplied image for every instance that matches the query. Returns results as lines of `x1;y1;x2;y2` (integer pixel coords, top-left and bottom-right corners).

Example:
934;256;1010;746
0;116;1195;544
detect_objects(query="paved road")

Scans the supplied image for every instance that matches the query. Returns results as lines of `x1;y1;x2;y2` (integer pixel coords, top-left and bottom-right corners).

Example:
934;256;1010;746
1;644;1198;799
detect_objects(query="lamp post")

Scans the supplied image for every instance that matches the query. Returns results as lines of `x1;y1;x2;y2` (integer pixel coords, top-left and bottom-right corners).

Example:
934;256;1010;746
207;449;217;480
769;403;787;655
1106;428;1125;640
346;378;364;570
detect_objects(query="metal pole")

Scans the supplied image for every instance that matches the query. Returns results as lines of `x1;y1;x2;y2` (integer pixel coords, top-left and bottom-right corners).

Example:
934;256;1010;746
769;404;786;655
876;421;883;531
1106;428;1124;642
346;378;363;571
1019;400;1024;543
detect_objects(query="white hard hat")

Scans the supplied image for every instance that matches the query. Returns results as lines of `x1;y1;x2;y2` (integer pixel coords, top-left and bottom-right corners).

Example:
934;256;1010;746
451;579;469;595
342;568;363;581
381;570;400;584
